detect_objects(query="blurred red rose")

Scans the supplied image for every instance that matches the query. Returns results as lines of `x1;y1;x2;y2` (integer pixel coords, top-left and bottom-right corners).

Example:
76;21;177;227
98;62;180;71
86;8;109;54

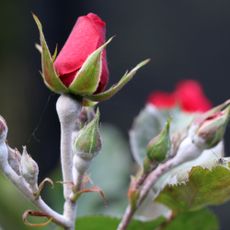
54;13;109;93
147;80;212;112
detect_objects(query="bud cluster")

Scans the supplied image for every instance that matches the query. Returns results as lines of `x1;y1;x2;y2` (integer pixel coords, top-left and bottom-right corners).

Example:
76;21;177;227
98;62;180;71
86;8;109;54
0;115;39;193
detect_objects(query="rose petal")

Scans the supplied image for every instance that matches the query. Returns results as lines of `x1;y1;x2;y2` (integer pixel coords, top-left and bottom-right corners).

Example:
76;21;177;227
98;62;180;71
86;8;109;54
147;91;177;109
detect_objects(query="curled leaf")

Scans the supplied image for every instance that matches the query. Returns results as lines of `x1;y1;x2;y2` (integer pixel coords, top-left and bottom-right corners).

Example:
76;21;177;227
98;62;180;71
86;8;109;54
22;210;53;227
71;186;106;204
34;177;54;199
56;180;74;187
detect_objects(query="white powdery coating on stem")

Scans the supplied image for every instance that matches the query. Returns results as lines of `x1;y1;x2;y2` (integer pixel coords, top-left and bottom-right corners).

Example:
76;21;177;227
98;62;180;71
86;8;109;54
56;94;82;229
0;142;8;166
56;95;81;199
73;154;90;177
0;160;70;228
171;136;205;167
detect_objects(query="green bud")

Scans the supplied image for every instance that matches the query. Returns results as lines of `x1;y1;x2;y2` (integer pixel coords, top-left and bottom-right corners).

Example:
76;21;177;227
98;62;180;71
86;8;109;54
196;105;230;148
146;119;171;163
73;110;101;160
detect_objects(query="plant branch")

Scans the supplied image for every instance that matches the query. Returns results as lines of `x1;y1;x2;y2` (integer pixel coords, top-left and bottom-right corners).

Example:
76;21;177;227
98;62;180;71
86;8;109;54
117;159;174;230
0;161;70;228
56;94;82;230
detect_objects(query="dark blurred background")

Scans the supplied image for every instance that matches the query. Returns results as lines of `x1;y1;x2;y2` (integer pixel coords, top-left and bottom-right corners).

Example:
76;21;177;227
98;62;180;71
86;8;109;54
0;0;230;229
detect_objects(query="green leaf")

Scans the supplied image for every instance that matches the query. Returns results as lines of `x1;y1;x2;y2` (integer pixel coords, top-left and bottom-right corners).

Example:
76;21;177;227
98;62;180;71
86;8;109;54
164;209;219;230
86;59;150;101
75;216;166;230
74;209;218;230
69;38;113;96
33;14;68;93
153;142;224;195
156;163;230;213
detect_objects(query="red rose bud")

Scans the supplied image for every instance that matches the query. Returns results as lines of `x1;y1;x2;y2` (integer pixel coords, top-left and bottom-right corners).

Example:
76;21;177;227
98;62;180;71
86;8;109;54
54;13;109;93
147;80;212;113
144;119;171;172
194;104;230;148
33;14;150;102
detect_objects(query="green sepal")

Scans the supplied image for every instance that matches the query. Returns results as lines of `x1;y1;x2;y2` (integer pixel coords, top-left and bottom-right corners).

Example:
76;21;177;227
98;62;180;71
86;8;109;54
82;98;98;107
73;109;101;160
69;37;113;96
33;14;68;93
146;119;171;162
52;44;58;62
85;59;150;102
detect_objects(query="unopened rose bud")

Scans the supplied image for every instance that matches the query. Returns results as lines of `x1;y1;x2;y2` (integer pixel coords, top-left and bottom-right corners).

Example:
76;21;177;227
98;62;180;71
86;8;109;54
171;101;230;166
144;120;171;172
20;146;39;189
34;14;149;103
73;110;101;161
0;116;8;142
194;106;230;149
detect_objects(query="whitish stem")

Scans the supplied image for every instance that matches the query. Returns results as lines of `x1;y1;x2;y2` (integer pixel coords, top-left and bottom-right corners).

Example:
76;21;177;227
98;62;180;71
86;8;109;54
0;162;70;228
56;94;81;230
118;132;208;230
117;159;174;230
